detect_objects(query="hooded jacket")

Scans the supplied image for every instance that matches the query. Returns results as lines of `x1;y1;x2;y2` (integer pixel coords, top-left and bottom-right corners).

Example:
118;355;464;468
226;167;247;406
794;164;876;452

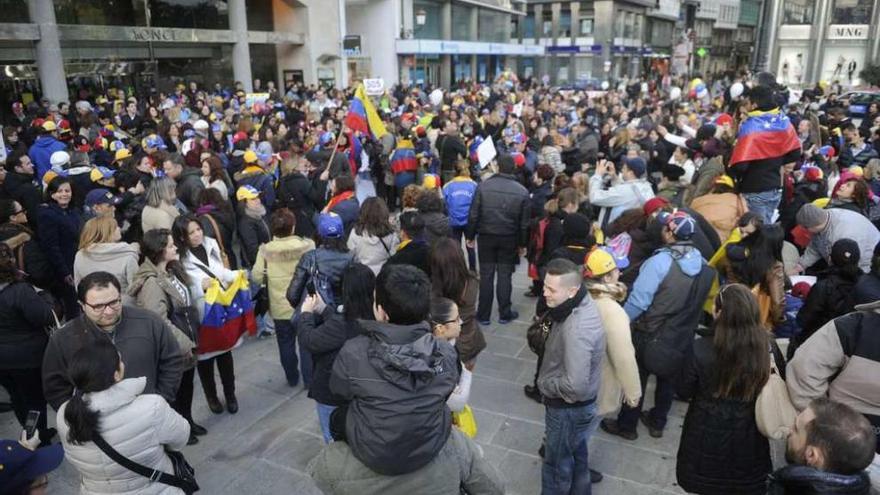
57;377;190;495
127;258;197;367
346;228;399;275
766;465;871;495
329;319;459;476
689;191;748;243
28;135;66;180
624;243;706;321
74;242;140;304
253;235;315;321
589;176;655;228
141;202;180;233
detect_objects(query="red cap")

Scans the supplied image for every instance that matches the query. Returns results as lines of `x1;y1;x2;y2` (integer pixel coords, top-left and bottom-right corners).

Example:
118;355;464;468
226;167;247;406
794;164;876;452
643;197;670;216
715;113;733;127
58;119;71;134
512;152;526;168
791;281;812;299
232;131;249;144
804;167;823;182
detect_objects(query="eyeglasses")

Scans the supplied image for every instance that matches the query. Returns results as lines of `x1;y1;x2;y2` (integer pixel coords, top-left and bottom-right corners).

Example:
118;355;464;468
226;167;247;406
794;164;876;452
82;298;122;312
436;316;462;326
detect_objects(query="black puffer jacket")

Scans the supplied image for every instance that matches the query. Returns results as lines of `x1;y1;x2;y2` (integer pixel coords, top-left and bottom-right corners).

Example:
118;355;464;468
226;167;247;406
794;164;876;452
286;247;354;309
766;465;871;494
675;337;780;494
0;281;56;370
237;208;270;268
465;173;530;246
298;308;364;406
329;319;459;476
794;266;861;351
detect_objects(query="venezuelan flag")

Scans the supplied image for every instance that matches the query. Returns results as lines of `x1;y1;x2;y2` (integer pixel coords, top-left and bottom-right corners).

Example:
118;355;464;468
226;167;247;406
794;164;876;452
345;84;388;139
390;139;418;174
348;131;363;176
729;109;801;167
199;271;257;354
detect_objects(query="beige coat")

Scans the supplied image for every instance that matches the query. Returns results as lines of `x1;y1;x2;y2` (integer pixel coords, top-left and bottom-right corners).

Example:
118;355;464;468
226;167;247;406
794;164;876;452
141;202;180;233
689;192;748;243
253;235;316;321
589;283;642;416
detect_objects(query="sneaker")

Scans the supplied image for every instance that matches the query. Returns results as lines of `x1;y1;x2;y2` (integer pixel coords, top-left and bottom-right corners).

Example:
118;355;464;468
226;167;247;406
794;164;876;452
599;418;638;441
640;412;663;438
226;394;239;414
190;422;208;436
206;396;223;414
589;469;603;483
478;318;491;326
187;433;199;445
523;384;543;403
498;310;519;324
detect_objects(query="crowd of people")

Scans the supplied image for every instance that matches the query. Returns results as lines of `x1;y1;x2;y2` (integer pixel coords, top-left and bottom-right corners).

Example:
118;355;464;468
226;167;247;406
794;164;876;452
0;68;880;495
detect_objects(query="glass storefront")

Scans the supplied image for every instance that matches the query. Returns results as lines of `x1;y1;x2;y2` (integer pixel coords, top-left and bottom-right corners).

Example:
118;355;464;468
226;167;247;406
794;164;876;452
413;0;443;40
54;0;143;26
452;4;473;40
832;0;873;24
479;10;509;42
781;0;814;24
150;0;228;29
452;54;472;82
245;0;274;31
54;0;229;29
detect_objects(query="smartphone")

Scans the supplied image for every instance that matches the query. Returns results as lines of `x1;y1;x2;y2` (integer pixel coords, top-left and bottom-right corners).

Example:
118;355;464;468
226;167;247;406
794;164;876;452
306;280;316;296
24;410;40;438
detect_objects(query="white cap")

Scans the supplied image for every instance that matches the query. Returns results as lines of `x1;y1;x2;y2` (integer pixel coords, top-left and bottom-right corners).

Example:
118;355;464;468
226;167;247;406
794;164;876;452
50;150;70;168
193;119;209;131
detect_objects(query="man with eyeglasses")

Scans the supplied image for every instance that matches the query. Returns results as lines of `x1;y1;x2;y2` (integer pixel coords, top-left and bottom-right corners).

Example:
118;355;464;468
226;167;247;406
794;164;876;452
41;271;183;410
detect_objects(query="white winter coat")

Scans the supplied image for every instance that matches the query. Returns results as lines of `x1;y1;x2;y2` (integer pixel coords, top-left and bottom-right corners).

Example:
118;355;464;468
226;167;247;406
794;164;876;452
180;236;241;359
57;377;190;495
346;229;399;275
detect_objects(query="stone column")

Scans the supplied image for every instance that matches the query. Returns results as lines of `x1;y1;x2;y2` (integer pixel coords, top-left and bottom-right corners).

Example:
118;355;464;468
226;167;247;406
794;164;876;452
869;0;880;64
470;7;478;81
569;0;578;82
229;0;253;92
807;0;831;84
440;0;452;87
27;0;68;104
592;0;615;81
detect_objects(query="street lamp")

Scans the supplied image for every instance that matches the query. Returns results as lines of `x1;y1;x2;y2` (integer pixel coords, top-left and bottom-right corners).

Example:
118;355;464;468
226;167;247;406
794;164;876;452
416;9;427;26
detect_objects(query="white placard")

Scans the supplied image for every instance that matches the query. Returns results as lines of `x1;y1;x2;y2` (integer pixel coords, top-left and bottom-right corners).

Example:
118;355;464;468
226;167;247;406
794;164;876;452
477;136;497;169
512;102;523;117
363;78;385;96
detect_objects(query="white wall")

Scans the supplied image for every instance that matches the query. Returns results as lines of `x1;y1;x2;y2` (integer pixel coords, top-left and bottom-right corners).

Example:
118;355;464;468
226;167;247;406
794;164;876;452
274;0;343;87
346;0;400;84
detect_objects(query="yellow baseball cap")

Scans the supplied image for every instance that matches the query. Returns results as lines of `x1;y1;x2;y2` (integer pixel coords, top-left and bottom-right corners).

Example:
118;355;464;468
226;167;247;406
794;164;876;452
714;175;734;188
41;120;57;131
236;185;260;201
243;150;258;164
114;148;132;162
584;248;617;279
812;197;830;208
422;174;440;190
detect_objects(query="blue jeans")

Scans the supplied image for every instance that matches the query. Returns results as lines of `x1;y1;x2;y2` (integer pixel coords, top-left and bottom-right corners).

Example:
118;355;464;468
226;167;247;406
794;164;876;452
743;189;782;225
542;402;597;495
316;403;337;444
274;318;313;387
617;364;675;433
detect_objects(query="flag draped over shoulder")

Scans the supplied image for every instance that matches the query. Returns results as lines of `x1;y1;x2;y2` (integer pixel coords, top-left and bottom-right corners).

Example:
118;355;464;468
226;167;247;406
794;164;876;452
729;109;801;167
200;271;257;354
345;84;388;138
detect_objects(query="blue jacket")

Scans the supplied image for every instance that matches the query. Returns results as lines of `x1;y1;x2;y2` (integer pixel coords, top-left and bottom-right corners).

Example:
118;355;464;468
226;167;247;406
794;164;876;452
624;244;704;321
36;203;83;278
443;177;477;228
28;136;67;181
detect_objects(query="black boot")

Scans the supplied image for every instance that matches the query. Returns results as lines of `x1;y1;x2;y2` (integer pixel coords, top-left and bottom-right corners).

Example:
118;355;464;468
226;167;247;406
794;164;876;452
225;393;238;414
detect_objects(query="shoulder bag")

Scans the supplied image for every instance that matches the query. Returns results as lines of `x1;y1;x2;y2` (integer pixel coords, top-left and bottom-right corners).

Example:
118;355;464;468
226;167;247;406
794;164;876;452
526;313;553;356
92;433;199;494
755;346;797;440
253;251;270;317
201;214;231;269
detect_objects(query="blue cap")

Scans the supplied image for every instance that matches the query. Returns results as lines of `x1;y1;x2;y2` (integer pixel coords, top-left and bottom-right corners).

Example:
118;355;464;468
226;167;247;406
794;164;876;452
319;131;335;146
211;123;222;133
85;188;121;208
144;134;167;150
624;157;647;178
317;212;344;238
0;440;64;492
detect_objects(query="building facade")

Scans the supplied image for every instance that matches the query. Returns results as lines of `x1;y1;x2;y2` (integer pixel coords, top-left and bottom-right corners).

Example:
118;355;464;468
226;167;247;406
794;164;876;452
0;0;343;104
344;0;541;87
761;0;880;87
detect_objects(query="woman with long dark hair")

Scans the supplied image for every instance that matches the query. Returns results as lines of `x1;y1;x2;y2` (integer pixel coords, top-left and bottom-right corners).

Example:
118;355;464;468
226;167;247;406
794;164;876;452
676;284;781;494
57;339;190;494
173;214;241;415
725;224;785;330
298;263;374;443
195;187;238;269
429;237;486;366
128;228;205;445
347;197;398;274
0;243;57;445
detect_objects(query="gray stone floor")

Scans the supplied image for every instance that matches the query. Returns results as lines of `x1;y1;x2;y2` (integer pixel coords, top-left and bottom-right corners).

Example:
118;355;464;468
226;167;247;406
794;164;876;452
1;262;688;494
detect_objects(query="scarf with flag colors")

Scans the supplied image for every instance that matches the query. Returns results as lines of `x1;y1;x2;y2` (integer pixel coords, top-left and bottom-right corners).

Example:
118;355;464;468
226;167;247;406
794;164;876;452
390;139;418;175
345;84;388;139
199;271;257;354
729;109;801;167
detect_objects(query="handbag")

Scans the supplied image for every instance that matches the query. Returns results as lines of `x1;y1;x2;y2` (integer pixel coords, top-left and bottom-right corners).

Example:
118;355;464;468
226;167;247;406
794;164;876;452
92;433;199;494
755;349;797;440
452;405;478;438
526;314;552;355
202;214;231;269
308;257;338;308
253;254;270;317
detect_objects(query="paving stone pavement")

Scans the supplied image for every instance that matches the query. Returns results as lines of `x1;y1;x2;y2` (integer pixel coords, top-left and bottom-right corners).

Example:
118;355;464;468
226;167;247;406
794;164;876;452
0;260;688;494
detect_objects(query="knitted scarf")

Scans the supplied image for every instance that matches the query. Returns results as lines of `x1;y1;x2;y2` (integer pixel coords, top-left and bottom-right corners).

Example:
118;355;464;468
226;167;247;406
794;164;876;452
548;284;588;323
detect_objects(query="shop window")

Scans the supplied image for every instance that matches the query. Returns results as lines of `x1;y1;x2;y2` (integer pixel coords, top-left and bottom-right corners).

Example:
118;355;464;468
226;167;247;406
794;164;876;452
452;4;474;40
579;18;593;36
0;0;29;23
832;0;872;24
781;0;814;24
559;9;571;38
523;12;536;38
542;9;552;36
54;0;142;26
151;0;229;29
